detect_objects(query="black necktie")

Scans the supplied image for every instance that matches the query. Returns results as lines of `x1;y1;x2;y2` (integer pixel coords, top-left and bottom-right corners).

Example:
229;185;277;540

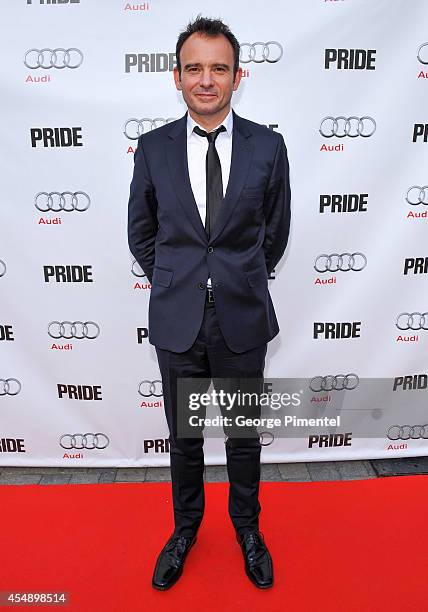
193;124;226;238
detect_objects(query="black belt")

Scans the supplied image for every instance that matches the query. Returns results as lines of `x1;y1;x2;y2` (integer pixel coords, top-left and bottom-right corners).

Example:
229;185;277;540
206;287;215;304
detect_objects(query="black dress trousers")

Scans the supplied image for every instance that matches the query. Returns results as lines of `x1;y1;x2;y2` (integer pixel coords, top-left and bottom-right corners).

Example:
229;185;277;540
155;296;268;538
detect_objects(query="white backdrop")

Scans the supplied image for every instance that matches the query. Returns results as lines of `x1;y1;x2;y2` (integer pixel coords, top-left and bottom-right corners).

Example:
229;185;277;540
1;0;428;466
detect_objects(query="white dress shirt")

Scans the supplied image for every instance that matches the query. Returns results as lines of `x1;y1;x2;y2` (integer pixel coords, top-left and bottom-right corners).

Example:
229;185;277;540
186;108;233;288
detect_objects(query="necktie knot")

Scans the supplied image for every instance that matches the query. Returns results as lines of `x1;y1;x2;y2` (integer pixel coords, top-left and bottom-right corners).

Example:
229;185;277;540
193;124;226;144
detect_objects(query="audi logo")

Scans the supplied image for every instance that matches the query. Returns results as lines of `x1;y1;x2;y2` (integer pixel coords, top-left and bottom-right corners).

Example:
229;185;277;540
35;192;90;212
417;43;428;65
0;260;6;277
310;374;359;393
48;321;100;340
60;433;109;449
123;118;176;140
314;253;367;273
138;380;163;397
24;48;84;69
387;425;428;440
0;378;22;396
319;116;376;138
239;42;283;64
396;312;428;331
405;186;428;206
131;260;147;278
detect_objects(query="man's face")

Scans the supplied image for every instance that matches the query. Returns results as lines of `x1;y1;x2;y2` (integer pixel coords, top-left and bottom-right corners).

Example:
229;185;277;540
174;33;241;117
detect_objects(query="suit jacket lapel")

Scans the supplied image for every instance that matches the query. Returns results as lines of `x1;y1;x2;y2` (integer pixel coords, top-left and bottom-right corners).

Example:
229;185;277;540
209;111;254;243
166;113;208;242
166;110;254;244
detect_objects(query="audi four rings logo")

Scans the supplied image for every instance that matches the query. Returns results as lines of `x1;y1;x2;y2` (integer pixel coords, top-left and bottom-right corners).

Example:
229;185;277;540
0;260;6;277
35;192;90;212
48;321;100;339
124;118;176;140
132;260;146;278
314;253;367;272
60;433;109;449
138;380;163;397
417;43;428;64
310;374;359;392
24;48;83;69
387;425;428;440
396;312;428;330
0;378;22;396
319;116;376;138
239;42;283;64
406;186;428;206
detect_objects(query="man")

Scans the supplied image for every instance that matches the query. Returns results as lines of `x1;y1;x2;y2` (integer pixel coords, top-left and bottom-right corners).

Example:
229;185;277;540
128;16;291;590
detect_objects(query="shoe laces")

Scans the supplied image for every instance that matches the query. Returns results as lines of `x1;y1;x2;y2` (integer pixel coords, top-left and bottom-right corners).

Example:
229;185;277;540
166;535;192;560
242;531;266;566
243;531;264;546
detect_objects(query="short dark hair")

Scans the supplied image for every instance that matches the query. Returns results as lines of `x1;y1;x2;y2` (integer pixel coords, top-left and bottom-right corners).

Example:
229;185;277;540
176;15;240;77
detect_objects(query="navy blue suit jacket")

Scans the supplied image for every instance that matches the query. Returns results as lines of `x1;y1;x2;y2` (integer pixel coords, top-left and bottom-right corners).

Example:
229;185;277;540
127;110;291;353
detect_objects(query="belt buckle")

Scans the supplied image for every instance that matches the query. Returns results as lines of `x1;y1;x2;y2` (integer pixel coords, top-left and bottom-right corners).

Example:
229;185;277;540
207;287;214;303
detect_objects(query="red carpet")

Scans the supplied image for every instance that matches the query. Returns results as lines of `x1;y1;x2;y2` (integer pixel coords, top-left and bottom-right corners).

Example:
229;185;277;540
1;476;427;611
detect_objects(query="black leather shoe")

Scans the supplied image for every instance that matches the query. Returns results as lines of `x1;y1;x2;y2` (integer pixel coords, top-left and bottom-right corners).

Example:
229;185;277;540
152;533;197;590
237;530;273;588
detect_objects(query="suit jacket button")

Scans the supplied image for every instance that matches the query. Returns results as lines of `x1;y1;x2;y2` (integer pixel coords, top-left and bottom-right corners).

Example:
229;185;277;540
198;282;206;290
207;246;214;253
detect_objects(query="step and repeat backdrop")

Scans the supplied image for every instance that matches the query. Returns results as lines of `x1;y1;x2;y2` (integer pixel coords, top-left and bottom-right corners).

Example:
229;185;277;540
1;0;428;466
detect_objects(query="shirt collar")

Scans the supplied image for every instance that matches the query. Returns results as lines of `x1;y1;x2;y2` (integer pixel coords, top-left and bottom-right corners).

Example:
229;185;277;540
187;108;233;139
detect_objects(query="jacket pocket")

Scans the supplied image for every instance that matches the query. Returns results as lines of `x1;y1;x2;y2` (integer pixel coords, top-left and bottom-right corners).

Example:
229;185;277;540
245;265;267;288
241;187;264;199
152;265;173;288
